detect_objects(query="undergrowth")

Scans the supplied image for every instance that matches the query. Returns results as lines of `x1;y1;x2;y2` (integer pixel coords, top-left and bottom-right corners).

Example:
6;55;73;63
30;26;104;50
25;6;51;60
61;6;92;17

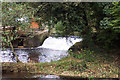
2;48;119;78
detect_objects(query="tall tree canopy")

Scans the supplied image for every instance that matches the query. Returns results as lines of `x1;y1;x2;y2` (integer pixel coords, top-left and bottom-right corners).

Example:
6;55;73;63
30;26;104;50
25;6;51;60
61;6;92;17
2;2;36;62
2;2;120;51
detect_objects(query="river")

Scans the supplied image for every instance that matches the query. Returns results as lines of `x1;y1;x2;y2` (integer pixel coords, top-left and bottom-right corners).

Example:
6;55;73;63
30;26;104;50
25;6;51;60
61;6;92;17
1;36;83;79
2;72;85;80
0;36;82;63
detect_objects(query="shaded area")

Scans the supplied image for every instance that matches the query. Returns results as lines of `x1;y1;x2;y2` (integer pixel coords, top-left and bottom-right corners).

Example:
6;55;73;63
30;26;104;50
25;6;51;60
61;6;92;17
2;72;119;80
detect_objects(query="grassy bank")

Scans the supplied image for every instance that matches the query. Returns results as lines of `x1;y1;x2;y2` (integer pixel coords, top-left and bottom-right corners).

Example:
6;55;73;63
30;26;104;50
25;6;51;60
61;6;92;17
2;49;119;78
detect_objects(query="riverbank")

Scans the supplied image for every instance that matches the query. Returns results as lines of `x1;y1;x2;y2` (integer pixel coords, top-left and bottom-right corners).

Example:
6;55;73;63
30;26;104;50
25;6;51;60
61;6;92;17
2;49;119;78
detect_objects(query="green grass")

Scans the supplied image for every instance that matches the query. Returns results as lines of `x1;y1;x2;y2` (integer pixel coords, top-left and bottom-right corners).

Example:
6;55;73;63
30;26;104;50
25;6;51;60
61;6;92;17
2;49;119;78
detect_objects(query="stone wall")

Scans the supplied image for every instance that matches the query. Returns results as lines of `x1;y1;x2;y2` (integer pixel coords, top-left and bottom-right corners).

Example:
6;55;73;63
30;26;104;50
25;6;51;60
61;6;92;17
23;31;49;48
12;30;49;48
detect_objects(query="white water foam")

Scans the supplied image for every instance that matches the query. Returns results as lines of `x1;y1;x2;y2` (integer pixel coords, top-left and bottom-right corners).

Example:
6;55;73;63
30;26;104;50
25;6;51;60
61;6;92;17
0;50;16;62
32;75;60;78
0;36;82;63
39;48;67;62
37;37;82;50
15;50;29;63
0;49;29;63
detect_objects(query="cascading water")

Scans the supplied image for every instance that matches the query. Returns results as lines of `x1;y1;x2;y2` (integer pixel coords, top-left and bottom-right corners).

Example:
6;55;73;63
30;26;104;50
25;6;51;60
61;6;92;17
37;36;82;62
38;36;82;50
0;36;82;63
0;50;16;62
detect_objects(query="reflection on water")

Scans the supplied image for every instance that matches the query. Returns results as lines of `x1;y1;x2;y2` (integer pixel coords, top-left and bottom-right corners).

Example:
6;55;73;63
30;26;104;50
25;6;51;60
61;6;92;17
2;71;119;80
1;36;83;80
2;78;64;80
2;72;35;78
2;78;87;80
2;78;61;80
2;72;86;80
2;72;119;80
2;78;119;80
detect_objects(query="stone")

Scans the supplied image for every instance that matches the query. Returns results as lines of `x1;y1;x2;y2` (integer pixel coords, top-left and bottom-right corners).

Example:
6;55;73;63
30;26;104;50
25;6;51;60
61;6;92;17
69;41;83;52
11;30;49;48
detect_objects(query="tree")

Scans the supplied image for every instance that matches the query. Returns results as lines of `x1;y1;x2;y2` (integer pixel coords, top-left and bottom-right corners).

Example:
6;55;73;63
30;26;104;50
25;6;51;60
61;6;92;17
110;2;120;32
30;2;102;47
34;2;120;50
36;3;98;48
3;2;119;57
97;2;120;50
2;2;36;62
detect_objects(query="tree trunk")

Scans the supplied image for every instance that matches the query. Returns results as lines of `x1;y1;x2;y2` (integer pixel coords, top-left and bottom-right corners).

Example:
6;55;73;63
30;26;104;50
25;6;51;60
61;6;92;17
7;36;20;63
81;3;94;49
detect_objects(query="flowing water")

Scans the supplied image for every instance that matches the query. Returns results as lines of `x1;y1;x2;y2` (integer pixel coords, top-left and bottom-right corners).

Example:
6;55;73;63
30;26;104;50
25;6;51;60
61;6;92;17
38;36;82;50
0;36;82;63
0;48;67;63
1;36;82;79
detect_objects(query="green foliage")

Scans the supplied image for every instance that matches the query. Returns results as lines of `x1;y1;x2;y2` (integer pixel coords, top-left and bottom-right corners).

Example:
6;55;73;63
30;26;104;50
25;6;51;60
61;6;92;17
99;2;120;32
1;2;39;62
72;49;95;62
100;17;112;29
49;2;120;50
2;2;36;48
56;60;87;72
96;2;120;50
2;2;120;51
96;29;119;50
29;2;120;50
50;3;89;36
2;2;33;27
110;2;120;32
55;21;64;35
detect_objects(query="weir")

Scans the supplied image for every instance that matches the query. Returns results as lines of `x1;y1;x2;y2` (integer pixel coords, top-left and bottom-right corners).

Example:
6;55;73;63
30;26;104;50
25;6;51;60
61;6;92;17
0;36;82;63
38;36;82;50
